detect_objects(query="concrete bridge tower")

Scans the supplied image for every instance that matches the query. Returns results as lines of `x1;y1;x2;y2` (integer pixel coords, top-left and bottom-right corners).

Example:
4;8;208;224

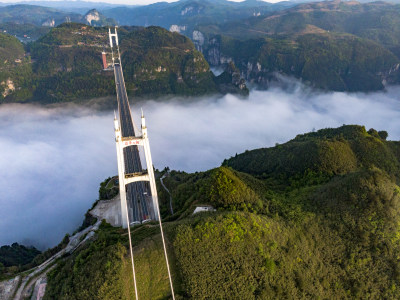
109;27;175;300
109;27;160;227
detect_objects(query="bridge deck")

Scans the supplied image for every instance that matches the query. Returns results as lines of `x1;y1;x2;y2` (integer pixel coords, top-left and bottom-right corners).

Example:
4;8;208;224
114;63;152;223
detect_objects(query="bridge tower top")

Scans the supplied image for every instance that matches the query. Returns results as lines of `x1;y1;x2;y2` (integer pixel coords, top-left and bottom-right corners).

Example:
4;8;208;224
108;27;119;47
108;27;121;65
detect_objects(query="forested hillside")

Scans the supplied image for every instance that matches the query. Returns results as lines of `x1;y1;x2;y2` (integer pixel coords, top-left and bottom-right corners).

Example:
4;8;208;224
0;23;51;42
0;23;246;103
0;5;115;27
204;32;399;91
44;125;400;299
0;243;40;268
1;1;400;96
0;32;32;101
101;0;293;29
195;1;400;91
119;26;218;96
28;23;115;102
0;5;81;26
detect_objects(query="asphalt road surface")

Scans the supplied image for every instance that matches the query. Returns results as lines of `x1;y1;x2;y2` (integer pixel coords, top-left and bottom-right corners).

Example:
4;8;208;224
114;64;152;223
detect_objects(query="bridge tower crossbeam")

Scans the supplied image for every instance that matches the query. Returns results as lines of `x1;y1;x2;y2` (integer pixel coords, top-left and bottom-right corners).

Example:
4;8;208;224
114;112;160;227
109;26;175;300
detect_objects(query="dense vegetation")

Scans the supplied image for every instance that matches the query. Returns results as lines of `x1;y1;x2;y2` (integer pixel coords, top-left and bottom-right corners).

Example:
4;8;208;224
205;32;399;91
44;222;172;300
0;5;82;26
98;176;119;201
0;23;51;42
0;23;244;103
0;33;24;63
0;243;40;267
197;1;400;91
223;125;397;178
0;5;115;28
44;125;400;299
249;0;400;58
120;26;218;96
1;1;400;94
101;0;293;29
0;235;69;280
27;23;115;102
0;32;33;101
196;1;400;47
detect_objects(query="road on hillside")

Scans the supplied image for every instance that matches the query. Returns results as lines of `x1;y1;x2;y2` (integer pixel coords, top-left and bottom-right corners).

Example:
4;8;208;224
114;63;151;223
13;220;102;300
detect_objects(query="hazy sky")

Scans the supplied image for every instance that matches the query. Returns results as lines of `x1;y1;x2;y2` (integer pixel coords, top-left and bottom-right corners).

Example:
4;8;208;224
0;0;283;5
1;83;400;249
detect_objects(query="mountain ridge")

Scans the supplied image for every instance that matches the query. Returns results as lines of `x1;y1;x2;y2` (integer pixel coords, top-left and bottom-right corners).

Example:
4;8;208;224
192;0;400;91
0;4;116;27
0;23;247;103
2;124;400;298
38;124;400;299
1;1;400;93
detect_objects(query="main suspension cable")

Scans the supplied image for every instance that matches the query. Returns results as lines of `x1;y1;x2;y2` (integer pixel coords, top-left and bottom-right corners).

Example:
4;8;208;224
155;195;175;300
124;191;139;300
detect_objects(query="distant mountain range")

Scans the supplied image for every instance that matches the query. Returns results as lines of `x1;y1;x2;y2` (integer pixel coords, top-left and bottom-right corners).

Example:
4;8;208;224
101;0;295;28
0;5;116;27
0;1;137;13
0;23;247;103
188;0;400;91
0;0;400;96
4;124;400;298
35;125;400;299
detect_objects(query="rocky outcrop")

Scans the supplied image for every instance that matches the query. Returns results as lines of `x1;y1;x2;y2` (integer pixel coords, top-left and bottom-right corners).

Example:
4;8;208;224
205;36;233;67
181;4;204;16
0;276;20;300
241;61;274;88
41;19;55;27
181;6;194;15
84;9;101;25
1;79;15;98
189;33;248;94
169;25;187;33
379;63;400;86
215;62;249;95
192;30;205;52
199;32;400;92
83;9;116;27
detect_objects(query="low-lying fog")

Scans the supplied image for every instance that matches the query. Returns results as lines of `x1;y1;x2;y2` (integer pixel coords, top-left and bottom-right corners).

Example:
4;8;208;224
2;82;400;249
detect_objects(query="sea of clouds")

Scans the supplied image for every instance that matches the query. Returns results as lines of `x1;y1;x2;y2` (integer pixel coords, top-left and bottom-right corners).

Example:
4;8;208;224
1;82;400;249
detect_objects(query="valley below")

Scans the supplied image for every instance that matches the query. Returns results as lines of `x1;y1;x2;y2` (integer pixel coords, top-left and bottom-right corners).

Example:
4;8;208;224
1;83;400;298
1;85;400;249
1;0;400;297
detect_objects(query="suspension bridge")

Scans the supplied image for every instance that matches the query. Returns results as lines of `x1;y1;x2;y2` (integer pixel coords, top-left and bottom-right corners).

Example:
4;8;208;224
109;27;175;300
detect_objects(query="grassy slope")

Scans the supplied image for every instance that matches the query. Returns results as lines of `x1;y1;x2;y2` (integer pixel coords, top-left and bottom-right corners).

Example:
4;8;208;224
45;125;400;299
43;223;175;300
